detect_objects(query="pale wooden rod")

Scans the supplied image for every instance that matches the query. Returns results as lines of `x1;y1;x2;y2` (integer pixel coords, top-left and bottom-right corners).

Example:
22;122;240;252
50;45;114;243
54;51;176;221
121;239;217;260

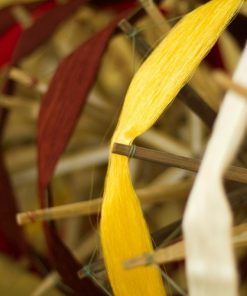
16;179;192;225
17;137;247;225
124;223;247;269
213;70;247;99
9;68;48;93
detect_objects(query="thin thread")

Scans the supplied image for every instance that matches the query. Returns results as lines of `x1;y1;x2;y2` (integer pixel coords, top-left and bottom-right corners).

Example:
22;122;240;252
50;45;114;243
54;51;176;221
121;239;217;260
129;15;185;39
160;224;181;247
161;269;187;296
82;265;112;296
128;144;137;158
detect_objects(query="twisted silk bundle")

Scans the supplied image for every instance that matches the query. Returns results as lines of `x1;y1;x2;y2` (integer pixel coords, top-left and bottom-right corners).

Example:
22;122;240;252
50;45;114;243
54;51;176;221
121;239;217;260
100;0;243;295
37;9;133;293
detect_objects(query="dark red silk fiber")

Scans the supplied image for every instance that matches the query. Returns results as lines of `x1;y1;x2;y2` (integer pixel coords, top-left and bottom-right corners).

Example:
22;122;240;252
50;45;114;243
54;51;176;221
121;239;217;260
37;8;135;293
0;1;57;67
0;0;104;292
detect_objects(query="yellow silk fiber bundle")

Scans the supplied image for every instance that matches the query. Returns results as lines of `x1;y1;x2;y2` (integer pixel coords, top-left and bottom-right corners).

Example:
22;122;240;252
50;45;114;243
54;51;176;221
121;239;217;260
100;1;243;295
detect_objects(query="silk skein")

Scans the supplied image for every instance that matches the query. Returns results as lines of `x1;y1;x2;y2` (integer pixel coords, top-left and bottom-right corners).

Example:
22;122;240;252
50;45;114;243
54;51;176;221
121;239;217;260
100;0;243;295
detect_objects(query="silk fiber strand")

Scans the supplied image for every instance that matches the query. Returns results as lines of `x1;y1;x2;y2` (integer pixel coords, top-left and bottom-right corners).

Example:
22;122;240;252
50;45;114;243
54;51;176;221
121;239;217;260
100;1;243;295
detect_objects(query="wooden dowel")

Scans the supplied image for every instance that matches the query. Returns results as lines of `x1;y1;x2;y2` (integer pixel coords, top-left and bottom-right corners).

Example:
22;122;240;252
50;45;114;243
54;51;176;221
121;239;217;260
112;143;247;184
118;19;152;58
11;5;33;29
140;129;192;157
213;70;247;99
137;179;192;203
78;218;183;280
75;185;247;278
16;147;247;225
17;198;102;225
218;32;241;74
138;0;170;34
116;0;163;31
123;240;184;268
0;95;38;113
9;68;47;94
16;180;192;225
89;223;242;272
123;223;247;269
13;146;109;185
178;85;216;129
240;2;247;16
156;185;247;248
9;68;111;114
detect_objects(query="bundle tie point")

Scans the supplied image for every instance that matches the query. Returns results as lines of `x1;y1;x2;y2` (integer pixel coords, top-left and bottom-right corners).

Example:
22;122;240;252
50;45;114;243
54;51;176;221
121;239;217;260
128;144;137;158
78;265;93;279
143;252;154;265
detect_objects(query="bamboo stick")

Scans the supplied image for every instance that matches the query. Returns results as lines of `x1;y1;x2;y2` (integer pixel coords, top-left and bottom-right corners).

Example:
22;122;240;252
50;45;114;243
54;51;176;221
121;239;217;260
9;68;112;113
213;70;247;99
123;223;247;269
16;179;192;225
219;31;241;74
0;95;38;116
9;68;47;94
240;2;247;16
16;132;247;225
13;146;109;185
79;187;247;278
11;5;33;29
138;0;170;34
118;19;152;58
140;129;192;157
112;143;247;184
0;254;60;295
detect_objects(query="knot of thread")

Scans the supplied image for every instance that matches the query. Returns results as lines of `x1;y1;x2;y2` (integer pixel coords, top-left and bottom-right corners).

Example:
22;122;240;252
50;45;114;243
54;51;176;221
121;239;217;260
128;144;137;158
143;252;154;265
83;265;93;278
129;29;139;39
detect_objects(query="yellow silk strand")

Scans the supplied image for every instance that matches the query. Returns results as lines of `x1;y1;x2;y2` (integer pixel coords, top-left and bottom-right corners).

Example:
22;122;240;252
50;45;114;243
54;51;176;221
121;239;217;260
101;1;243;295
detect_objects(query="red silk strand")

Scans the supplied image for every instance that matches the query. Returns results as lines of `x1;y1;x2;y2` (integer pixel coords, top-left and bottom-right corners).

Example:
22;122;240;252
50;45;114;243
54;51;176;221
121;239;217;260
37;8;134;293
11;0;89;64
0;153;28;258
0;0;91;281
0;1;56;68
